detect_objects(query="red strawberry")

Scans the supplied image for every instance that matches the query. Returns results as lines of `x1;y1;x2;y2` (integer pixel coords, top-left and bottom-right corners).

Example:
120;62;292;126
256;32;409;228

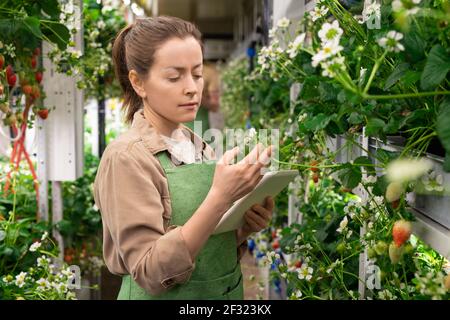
34;47;41;56
35;72;43;83
392;220;412;247
310;160;319;172
31;56;37;69
271;230;277;238
0;54;4;70
295;260;302;268
0;84;3;95
37;108;49;120
22;85;33;95
312;172;319;183
391;199;400;209
7;74;16;87
272;240;280;250
64;254;73;264
5;65;14;78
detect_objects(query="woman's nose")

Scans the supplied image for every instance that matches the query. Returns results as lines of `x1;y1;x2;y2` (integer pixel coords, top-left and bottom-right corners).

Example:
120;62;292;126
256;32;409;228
183;76;198;96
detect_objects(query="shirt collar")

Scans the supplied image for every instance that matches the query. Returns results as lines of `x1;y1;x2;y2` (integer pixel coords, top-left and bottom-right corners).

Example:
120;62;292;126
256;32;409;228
131;109;215;161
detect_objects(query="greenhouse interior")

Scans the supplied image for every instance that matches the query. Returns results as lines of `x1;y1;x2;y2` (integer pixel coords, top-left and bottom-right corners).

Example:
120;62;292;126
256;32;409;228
1;0;450;302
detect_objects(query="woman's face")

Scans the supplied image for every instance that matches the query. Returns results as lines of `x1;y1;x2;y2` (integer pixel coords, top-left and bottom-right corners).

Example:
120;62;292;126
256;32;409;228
141;36;204;125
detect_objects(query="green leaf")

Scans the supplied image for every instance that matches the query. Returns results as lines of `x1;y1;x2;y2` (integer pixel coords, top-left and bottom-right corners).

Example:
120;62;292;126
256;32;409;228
338;163;362;189
41;22;70;50
384;116;400;134
40;0;60;18
403;31;426;63
384;63;410;90
304;113;331;131
299;78;320;100
365;117;386;136
420;45;450;91
372;175;389;196
0;19;17;40
436;97;450;153
23;17;43;39
400;70;421;87
348;112;363;125
399;109;429;128
353;156;376;176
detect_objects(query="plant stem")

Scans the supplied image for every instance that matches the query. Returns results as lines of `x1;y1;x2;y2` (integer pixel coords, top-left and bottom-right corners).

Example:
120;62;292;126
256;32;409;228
364;91;450;100
363;51;387;95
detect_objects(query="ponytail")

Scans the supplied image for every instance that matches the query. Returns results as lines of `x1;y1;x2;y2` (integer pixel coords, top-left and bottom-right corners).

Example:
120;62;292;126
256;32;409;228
112;24;143;124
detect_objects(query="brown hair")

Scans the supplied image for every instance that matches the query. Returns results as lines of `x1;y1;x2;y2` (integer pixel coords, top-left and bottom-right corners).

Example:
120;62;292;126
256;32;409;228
112;16;203;124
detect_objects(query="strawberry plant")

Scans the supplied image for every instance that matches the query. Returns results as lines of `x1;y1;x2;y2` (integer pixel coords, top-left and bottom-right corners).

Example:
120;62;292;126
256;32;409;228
223;0;450;300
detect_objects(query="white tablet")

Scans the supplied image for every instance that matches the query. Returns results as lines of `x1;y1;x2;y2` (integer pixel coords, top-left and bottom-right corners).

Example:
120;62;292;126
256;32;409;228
213;169;298;235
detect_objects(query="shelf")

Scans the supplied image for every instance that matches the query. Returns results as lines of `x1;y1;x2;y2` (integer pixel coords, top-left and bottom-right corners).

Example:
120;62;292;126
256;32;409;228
411;208;450;260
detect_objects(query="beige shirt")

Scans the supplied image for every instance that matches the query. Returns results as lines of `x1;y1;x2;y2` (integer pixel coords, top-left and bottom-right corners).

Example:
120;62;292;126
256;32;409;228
93;110;247;296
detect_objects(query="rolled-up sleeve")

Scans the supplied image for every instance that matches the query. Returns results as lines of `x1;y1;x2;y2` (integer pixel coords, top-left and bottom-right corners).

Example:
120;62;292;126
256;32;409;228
95;150;195;295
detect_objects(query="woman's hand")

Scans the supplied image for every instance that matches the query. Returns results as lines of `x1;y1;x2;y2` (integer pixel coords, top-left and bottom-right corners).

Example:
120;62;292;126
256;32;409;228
209;144;273;210
237;196;274;244
242;196;274;234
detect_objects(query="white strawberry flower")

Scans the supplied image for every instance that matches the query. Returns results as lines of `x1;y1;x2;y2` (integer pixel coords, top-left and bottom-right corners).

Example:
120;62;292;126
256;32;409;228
15;272;27;288
320;56;346;78
41;231;49;241
37;255;51;267
286;33;306;59
421;171;444;192
312;41;343;67
36;278;50;290
268;27;277;39
377;31;405;52
277;17;290;29
392;0;421;15
297;264;313;281
318;20;343;45
291;290;303;299
29;241;41;252
336;216;349;233
310;6;329;22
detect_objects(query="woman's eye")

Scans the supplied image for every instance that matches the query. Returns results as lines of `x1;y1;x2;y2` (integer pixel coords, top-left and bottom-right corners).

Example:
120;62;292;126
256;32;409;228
193;75;203;80
168;77;179;82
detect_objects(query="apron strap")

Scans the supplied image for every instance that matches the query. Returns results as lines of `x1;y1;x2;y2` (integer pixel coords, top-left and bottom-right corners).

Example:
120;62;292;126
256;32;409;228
156;151;175;170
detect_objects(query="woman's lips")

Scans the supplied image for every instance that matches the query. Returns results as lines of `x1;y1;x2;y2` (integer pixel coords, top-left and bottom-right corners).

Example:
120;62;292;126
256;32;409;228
178;103;198;110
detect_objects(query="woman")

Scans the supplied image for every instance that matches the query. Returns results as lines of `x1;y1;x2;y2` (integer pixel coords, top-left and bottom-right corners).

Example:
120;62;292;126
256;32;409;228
93;16;274;300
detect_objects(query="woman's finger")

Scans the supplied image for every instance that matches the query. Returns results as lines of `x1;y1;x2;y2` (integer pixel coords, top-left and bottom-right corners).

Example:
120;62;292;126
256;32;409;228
251;204;272;221
244;216;260;232
218;146;240;165
245;209;268;229
264;196;274;211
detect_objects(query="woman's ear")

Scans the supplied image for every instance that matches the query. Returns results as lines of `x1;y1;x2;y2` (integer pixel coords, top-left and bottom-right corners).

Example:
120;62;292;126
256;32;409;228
128;70;146;98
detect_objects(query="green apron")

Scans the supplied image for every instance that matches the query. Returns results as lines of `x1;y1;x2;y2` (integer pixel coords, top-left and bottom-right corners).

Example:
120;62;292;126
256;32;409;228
117;151;244;300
